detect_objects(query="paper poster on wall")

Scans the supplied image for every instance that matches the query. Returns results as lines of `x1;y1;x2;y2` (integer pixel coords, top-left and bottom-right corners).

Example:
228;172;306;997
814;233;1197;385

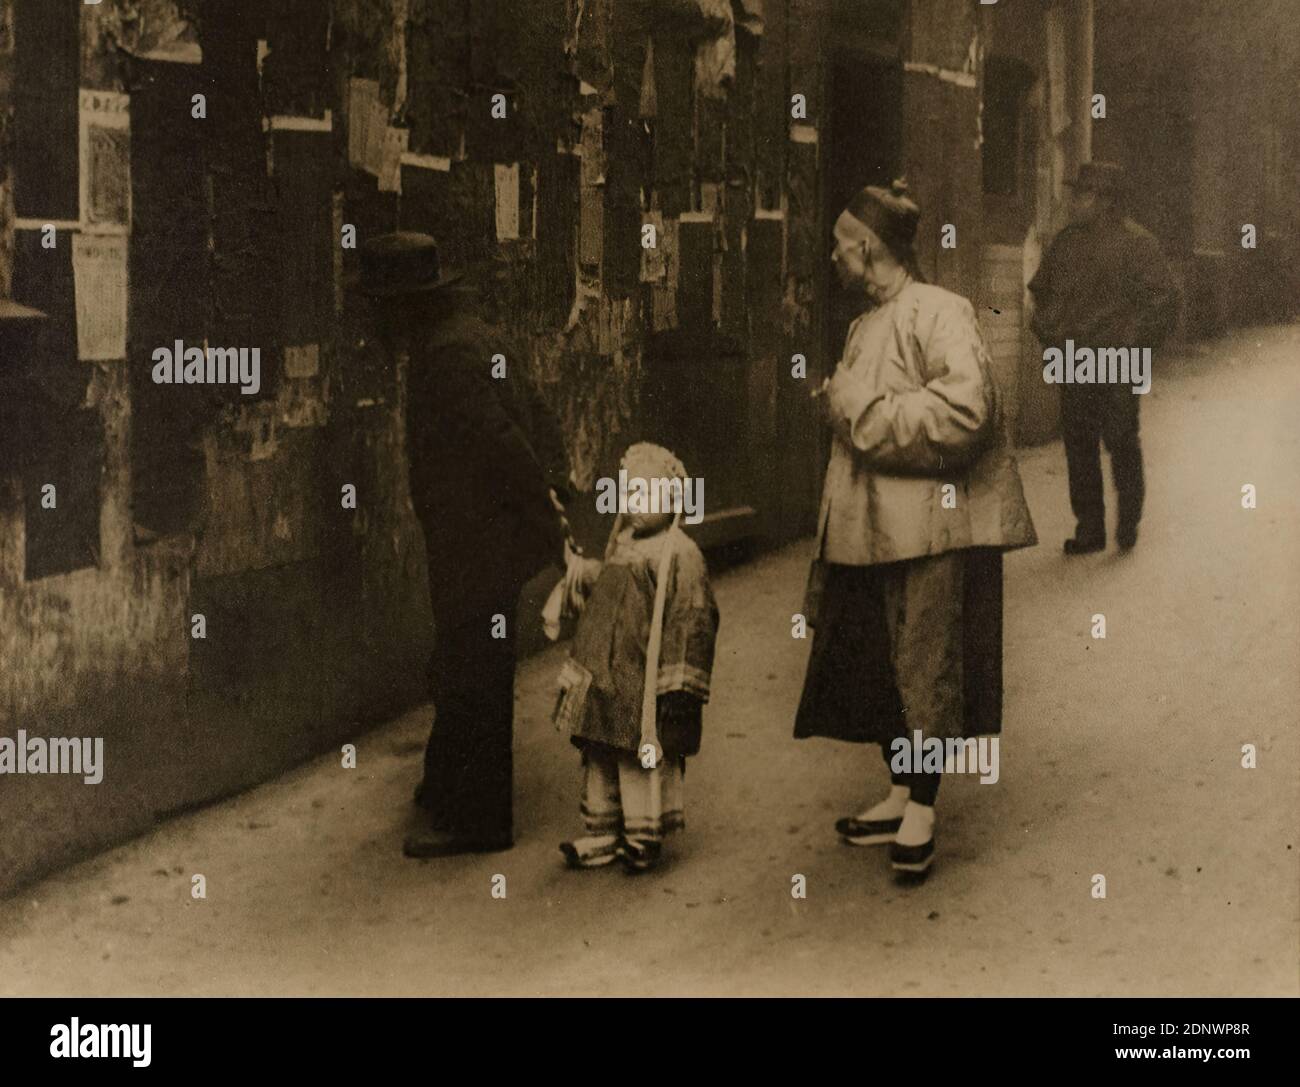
347;78;379;172
495;164;520;241
365;98;389;177
79;89;131;234
640;211;665;282
651;218;679;331
72;234;128;361
378;128;409;193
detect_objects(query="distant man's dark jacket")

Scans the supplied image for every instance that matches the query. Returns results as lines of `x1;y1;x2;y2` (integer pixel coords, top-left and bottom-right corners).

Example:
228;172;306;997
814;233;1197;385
1029;216;1180;349
405;308;569;608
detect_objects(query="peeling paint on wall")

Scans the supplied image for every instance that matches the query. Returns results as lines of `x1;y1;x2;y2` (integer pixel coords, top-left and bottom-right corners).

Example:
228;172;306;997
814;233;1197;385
0;0;833;897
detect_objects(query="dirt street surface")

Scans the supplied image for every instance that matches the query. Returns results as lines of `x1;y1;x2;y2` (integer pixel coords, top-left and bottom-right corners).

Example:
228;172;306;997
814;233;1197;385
2;327;1297;997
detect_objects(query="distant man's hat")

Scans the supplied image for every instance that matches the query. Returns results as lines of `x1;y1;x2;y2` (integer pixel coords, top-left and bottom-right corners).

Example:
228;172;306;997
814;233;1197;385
1066;161;1127;195
356;232;462;297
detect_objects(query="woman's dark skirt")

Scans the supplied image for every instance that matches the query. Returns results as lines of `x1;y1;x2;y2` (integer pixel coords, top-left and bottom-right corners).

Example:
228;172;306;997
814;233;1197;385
793;547;1004;745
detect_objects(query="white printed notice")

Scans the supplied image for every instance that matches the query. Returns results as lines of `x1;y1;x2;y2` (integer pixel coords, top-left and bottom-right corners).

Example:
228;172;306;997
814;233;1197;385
365;98;389;177
79;89;131;234
72;234;128;361
378;128;409;193
347;78;380;172
495;163;520;241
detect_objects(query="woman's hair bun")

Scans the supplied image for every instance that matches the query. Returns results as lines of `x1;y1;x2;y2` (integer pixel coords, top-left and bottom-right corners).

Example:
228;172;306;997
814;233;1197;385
889;177;910;197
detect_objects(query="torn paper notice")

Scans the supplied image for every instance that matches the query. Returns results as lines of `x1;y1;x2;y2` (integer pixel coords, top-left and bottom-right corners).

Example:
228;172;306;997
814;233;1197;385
651;218;679;332
736;0;765;36
72;234;128;361
694;0;736;100
284;344;320;379
347;78;379;171
379;128;409;193
365;97;389;177
400;151;452;172
578;108;605;267
530;165;540;240
495;164;520;241
79;89;130;234
902;61;976;89
580;108;605;187
640;211;665;282
640;37;658;119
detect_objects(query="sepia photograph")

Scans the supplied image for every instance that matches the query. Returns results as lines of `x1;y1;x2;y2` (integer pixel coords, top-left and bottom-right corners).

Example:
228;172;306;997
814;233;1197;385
0;0;1295;1059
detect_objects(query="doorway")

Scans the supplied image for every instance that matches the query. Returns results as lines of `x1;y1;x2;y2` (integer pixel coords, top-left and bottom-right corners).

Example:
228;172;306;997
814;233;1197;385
823;45;903;372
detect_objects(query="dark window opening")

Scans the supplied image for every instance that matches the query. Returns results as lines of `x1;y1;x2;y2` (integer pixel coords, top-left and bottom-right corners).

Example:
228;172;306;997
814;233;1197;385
831;0;906;55
982;56;1036;198
126;55;213;538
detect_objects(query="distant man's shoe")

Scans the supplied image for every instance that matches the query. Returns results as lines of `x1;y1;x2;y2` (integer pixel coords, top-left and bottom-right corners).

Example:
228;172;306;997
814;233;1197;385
403;827;513;858
1063;532;1105;556
835;814;903;846
1116;523;1139;551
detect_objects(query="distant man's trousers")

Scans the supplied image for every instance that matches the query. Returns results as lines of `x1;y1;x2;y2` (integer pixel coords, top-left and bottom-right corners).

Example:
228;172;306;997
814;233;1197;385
1059;384;1144;536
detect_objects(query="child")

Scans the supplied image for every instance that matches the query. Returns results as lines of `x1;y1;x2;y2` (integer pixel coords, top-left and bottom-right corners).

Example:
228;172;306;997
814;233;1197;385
549;443;720;873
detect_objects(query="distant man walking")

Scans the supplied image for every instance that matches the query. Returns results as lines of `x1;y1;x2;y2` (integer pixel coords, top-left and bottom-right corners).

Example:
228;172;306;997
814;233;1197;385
1029;162;1179;553
360;233;571;858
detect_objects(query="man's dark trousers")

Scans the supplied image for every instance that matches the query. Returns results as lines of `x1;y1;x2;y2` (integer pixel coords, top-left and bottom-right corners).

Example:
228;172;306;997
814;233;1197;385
418;564;527;841
1059;382;1144;538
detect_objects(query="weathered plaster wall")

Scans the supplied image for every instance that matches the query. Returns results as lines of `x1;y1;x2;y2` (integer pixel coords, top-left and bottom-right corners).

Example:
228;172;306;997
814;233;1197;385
0;0;825;897
1093;0;1298;331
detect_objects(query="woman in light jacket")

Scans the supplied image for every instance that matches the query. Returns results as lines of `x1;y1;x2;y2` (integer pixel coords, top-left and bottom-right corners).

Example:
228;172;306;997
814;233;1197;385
794;179;1036;879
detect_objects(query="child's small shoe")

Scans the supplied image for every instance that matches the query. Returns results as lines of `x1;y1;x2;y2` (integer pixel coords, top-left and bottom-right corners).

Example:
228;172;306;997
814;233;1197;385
559;835;620;869
618;838;662;874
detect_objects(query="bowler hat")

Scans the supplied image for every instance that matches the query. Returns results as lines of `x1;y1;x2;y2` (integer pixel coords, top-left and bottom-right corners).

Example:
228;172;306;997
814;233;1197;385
356;232;462;297
1066;161;1127;195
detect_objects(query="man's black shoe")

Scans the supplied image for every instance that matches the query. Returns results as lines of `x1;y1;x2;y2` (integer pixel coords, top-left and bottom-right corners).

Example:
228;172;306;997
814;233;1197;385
403;827;513;858
1116;524;1139;551
1063;533;1105;555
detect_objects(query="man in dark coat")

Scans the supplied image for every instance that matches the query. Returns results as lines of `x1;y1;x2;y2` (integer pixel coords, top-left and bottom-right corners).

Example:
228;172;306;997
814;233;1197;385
1029;162;1179;553
361;233;570;857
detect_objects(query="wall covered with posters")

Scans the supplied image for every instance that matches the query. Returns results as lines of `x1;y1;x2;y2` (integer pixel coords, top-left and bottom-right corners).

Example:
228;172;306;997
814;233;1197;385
0;0;1081;895
0;0;838;896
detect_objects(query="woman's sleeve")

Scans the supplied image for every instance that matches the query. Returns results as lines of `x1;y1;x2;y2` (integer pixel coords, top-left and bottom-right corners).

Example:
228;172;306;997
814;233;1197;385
828;297;995;475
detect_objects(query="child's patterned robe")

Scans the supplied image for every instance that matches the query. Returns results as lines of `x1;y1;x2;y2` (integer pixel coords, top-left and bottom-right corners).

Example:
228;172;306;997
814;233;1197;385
554;527;720;759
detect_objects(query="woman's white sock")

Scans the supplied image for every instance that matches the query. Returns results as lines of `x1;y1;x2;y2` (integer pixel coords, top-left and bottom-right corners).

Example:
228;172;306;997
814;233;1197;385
896;801;936;847
857;784;910;821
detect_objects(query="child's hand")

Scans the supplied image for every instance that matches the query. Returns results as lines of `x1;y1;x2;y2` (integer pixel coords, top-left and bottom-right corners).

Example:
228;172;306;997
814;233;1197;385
810;376;834;426
562;549;602;614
